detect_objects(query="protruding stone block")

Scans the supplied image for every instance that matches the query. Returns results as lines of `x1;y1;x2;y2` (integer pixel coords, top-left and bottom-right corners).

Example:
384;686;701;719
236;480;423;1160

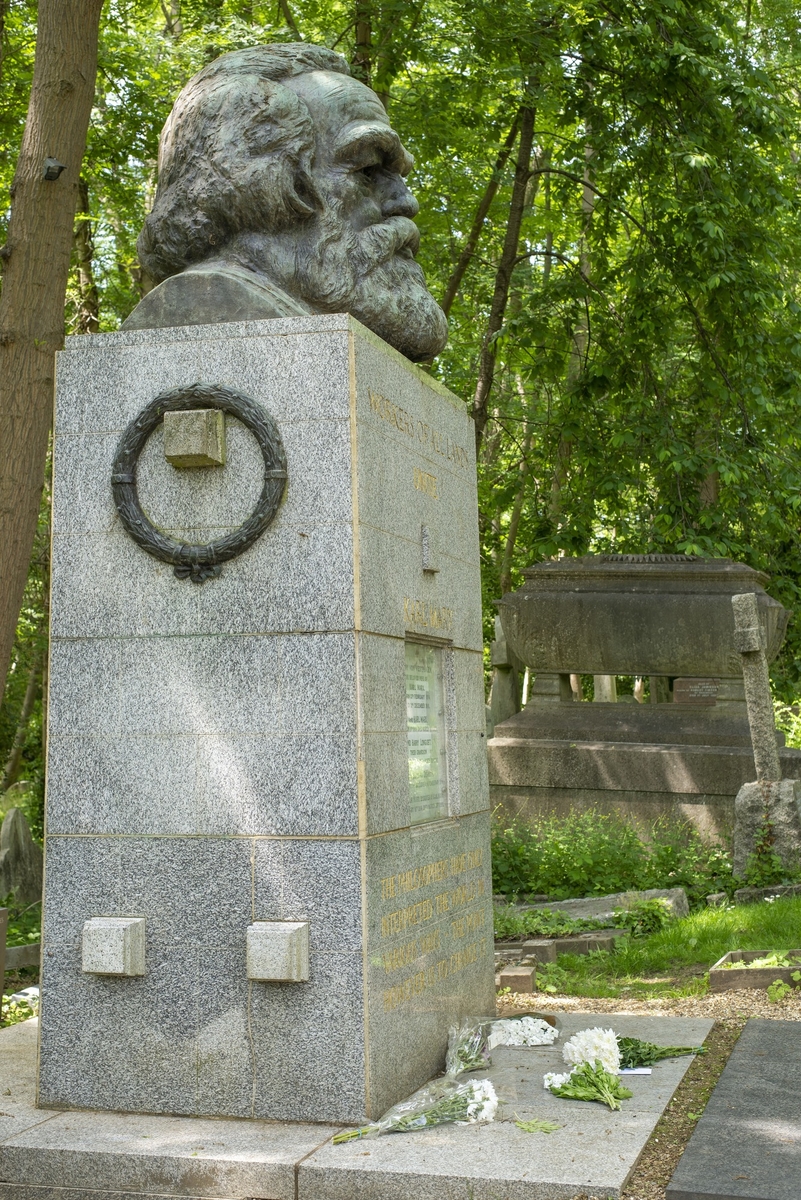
732;778;801;877
247;920;310;982
163;407;226;467
82;917;146;976
498;963;536;992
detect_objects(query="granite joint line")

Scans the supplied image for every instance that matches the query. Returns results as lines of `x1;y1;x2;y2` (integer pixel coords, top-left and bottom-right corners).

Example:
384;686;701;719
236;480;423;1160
349;327;372;1120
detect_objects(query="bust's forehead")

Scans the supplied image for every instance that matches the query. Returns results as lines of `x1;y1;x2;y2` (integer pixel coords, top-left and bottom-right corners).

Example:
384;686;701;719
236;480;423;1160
284;70;394;145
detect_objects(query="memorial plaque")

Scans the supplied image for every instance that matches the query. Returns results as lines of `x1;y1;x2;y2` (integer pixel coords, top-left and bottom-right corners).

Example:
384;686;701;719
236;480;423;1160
673;677;719;706
405;640;449;824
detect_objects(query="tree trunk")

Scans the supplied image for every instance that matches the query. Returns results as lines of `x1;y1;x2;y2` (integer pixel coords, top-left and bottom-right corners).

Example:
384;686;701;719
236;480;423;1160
1;649;42;792
0;0;104;704
72;176;99;334
471;102;535;455
278;0;301;39
499;392;532;596
441;113;520;318
159;0;182;38
352;3;372;86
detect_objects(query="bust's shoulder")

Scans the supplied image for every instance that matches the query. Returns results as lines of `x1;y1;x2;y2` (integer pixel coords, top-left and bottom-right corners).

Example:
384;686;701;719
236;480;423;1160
121;261;313;330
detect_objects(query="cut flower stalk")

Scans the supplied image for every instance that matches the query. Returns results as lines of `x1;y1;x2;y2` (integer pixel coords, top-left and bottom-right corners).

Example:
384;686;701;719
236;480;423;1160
333;1078;498;1143
546;1060;633;1111
617;1036;705;1069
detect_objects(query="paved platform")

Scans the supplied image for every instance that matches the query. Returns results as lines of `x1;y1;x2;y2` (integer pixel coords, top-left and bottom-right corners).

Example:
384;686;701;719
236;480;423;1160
0;1014;712;1200
667;1019;801;1200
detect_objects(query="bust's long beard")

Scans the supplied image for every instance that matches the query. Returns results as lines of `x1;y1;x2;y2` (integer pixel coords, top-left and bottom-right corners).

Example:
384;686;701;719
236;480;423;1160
294;211;448;362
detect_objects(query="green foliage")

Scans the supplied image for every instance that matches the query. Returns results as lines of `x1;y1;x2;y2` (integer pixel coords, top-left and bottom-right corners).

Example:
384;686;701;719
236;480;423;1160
530;894;801;999
514;1115;560;1133
491;811;732;905
3;898;41;949
0;995;38;1029
493;903;606;940
613;898;674;938
740;806;801;888
766;978;796;1002
722;951;801;969
617;1036;705;1068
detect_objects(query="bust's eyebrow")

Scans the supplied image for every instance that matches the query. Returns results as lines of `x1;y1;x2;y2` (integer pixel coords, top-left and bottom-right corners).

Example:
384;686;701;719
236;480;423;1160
333;122;413;175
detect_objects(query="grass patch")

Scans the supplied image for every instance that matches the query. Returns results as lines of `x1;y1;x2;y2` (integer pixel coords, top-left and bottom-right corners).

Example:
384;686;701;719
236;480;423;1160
535;896;801;999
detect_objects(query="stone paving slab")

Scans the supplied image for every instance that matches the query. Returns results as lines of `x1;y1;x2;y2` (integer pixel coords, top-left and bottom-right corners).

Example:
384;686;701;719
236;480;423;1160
300;1014;713;1200
0;1014;712;1200
667;1019;801;1200
0;1020;337;1200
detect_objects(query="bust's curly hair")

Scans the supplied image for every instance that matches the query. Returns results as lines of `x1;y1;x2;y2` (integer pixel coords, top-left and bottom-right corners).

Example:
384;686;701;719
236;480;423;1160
137;44;350;283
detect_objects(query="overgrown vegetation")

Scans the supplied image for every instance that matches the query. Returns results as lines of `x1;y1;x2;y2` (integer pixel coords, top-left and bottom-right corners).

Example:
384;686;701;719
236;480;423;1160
3;898;41;949
4;0;801;802
531;895;801;999
491;811;734;905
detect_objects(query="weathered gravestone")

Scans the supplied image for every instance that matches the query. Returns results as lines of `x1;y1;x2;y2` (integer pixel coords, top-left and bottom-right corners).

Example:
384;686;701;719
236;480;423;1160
37;43;494;1126
0;806;43;906
731;591;801;877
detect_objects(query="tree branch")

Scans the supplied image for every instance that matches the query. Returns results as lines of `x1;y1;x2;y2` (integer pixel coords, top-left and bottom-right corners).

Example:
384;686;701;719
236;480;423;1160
441;112;520;318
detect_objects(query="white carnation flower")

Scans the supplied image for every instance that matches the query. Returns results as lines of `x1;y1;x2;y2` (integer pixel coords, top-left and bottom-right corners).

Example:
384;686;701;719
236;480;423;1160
562;1027;620;1074
464;1079;498;1122
491;1017;559;1047
543;1070;573;1090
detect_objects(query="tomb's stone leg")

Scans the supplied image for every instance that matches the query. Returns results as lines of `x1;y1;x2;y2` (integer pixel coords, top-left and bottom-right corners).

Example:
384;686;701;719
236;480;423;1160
38;315;495;1125
731;592;801;875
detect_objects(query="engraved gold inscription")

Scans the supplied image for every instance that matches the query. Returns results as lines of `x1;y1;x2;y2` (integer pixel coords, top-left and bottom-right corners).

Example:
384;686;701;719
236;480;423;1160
382;937;488;1012
381;898;434;938
404;597;454;633
413;466;439;498
381;848;483;901
368;389;469;469
451;909;486;939
382;929;442;974
435;878;485;914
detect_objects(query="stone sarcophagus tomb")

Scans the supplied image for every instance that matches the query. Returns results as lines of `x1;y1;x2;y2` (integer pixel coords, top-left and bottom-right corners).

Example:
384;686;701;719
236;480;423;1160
489;554;801;838
38;43;494;1127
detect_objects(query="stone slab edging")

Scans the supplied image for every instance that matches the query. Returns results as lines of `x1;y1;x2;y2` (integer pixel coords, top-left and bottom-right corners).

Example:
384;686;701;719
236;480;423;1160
0;1013;713;1199
667;1018;801;1200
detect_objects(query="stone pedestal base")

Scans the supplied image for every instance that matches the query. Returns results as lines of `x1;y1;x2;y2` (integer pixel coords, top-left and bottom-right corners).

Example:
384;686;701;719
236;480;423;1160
732;778;801;877
40;315;494;1125
2;1014;713;1200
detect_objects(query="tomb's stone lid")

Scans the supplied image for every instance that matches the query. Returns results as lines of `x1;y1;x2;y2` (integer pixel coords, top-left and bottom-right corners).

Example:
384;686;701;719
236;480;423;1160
500;554;789;676
520;554;769;594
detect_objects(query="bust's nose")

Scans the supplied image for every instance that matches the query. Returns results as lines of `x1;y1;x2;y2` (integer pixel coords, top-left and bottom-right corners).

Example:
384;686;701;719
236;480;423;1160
380;173;419;220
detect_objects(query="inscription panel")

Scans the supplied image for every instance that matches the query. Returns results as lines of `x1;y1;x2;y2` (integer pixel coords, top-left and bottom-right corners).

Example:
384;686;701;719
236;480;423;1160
405;640;449;824
368;389;469;469
373;845;489;1014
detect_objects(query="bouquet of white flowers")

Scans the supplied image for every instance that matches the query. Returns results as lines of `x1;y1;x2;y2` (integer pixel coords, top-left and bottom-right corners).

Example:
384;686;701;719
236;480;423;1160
562;1027;620;1074
489;1016;559;1049
333;1078;498;1142
446;1020;492;1074
544;1061;633;1111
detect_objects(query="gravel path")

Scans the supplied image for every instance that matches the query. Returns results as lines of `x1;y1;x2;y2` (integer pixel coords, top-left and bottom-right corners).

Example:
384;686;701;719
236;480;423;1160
498;987;801;1199
499;985;801;1022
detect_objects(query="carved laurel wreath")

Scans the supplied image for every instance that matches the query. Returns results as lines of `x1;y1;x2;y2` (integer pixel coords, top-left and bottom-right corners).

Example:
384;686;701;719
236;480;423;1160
111;382;287;583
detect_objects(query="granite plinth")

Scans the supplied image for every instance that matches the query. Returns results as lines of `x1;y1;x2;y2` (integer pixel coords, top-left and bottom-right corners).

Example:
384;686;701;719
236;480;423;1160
489;734;801;844
667;1019;801;1200
41;315;493;1124
3;1014;713;1200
